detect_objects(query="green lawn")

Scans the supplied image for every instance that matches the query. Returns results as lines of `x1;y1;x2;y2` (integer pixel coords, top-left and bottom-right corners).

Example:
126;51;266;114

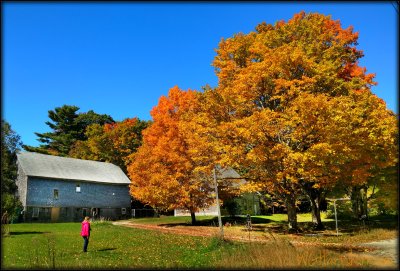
2;213;397;269
2;221;236;269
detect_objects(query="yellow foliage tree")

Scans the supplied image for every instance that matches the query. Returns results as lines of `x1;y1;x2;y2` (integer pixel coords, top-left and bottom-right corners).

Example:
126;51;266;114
206;11;397;231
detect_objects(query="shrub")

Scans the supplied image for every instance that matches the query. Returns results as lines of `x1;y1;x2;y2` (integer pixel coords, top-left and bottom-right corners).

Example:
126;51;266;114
223;198;240;217
91;216;112;225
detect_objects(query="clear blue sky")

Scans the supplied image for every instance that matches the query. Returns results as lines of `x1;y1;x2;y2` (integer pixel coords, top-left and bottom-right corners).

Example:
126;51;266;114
3;2;398;147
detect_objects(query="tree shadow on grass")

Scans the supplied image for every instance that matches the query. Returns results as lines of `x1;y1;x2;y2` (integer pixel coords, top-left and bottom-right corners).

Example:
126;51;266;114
157;214;397;235
10;231;50;235
158;223;188;227
158;216;274;228
285;214;398;235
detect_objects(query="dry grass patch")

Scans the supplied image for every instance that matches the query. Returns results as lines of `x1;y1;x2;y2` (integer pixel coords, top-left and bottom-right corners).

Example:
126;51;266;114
216;240;396;269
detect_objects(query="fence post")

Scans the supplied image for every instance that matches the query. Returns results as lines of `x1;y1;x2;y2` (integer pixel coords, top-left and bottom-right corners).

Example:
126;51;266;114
334;200;338;236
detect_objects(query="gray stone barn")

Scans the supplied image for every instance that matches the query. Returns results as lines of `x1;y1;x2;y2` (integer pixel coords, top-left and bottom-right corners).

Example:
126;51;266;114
16;152;131;222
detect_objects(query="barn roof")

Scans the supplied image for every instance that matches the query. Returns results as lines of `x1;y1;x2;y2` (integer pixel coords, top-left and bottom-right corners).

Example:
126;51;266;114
217;167;242;179
17;152;131;184
216;166;246;187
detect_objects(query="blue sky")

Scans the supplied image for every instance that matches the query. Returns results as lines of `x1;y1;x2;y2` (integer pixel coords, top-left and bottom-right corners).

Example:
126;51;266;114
3;2;398;147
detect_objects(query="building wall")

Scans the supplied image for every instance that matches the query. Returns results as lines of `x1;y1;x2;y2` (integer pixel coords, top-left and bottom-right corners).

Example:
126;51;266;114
21;177;131;222
174;205;219;217
27;177;130;208
23;206;130;222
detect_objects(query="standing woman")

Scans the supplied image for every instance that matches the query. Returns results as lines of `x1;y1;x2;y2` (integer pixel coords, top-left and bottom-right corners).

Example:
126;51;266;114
81;216;91;252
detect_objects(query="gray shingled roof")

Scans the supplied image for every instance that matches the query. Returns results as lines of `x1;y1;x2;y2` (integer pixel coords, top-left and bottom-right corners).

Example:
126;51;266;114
17;152;131;184
216;166;246;187
217;167;242;179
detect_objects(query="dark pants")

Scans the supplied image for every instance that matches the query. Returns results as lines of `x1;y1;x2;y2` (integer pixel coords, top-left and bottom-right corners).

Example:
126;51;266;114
83;236;89;252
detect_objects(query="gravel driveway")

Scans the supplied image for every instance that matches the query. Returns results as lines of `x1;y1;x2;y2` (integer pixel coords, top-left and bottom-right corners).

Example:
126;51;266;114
359;238;398;265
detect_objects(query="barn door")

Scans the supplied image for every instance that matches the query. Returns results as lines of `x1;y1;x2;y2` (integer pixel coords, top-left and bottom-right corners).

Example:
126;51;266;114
51;207;60;222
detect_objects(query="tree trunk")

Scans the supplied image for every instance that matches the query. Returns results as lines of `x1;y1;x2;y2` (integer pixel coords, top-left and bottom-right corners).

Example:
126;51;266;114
285;196;298;233
351;186;360;219
309;196;324;230
350;185;370;231
190;211;197;225
301;181;325;230
360;186;369;220
351;185;368;220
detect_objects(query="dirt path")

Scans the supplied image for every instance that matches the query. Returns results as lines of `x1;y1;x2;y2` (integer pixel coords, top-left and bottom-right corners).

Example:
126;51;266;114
112;220;217;238
112;220;265;242
359;238;398;265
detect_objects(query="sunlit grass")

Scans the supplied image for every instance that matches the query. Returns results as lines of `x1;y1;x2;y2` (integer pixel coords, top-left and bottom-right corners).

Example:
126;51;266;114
3;213;397;269
2;222;226;269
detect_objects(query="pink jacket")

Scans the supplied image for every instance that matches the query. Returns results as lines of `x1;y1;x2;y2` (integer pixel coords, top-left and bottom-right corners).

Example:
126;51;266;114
81;221;91;237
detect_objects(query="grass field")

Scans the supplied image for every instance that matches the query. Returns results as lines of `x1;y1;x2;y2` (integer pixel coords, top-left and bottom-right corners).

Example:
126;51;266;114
2;221;227;269
2;213;398;269
130;213;397;244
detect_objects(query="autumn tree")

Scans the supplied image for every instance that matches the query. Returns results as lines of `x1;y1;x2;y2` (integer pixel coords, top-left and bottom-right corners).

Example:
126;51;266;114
69;118;149;173
24;105;114;156
128;86;218;225
336;90;398;220
366;164;398;215
205;11;397;231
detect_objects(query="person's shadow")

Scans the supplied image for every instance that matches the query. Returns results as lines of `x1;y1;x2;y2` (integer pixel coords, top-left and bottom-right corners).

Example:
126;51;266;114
96;248;116;252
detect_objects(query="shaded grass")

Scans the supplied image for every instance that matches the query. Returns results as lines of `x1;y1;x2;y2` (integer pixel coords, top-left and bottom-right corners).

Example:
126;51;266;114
131;213;329;227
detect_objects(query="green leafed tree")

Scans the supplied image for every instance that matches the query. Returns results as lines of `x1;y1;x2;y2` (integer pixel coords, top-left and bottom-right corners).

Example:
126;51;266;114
23;105;114;156
69;118;150;174
1;120;23;221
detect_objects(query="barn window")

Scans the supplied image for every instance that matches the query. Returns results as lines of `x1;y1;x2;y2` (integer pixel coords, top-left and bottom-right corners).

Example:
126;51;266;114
32;207;39;218
121;208;126;215
82;208;88;217
76;184;81;193
53;189;59;200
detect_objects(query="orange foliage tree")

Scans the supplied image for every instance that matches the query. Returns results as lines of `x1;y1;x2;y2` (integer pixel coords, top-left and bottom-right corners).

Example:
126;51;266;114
206;11;397;231
127;86;217;224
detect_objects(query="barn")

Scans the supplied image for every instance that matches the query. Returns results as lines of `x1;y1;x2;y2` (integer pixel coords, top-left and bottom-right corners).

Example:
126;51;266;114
16;151;132;222
174;167;262;217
